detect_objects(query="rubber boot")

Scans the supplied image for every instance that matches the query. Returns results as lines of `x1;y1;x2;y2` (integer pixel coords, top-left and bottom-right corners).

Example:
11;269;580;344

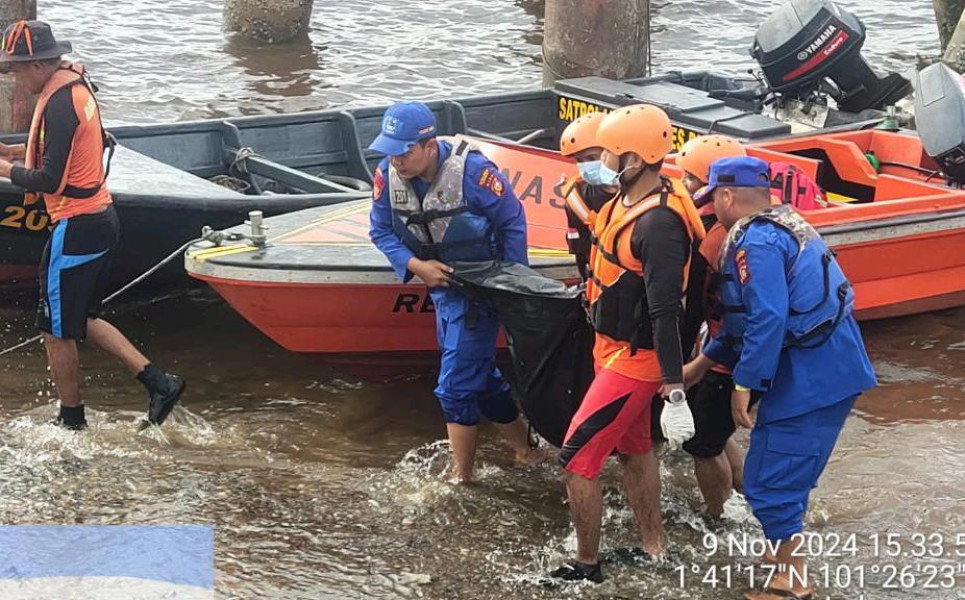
137;364;185;426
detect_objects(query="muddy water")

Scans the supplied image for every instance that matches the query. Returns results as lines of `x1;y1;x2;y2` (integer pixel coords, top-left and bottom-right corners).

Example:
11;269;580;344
2;291;963;599
2;0;964;598
39;0;939;124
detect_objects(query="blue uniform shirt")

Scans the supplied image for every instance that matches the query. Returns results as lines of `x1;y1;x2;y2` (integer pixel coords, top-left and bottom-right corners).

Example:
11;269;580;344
369;140;528;281
703;221;877;423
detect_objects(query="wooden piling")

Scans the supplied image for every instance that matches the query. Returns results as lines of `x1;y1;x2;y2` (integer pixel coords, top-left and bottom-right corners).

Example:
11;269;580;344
223;0;314;44
542;0;651;86
0;0;37;134
934;0;965;52
943;1;965;73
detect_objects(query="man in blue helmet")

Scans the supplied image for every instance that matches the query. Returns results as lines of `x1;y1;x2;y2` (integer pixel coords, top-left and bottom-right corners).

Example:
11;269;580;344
684;157;876;600
368;101;542;483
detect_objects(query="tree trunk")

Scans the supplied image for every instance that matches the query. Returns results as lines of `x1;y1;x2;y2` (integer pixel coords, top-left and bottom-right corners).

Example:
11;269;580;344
542;0;650;86
934;0;965;52
942;2;965;72
0;0;38;134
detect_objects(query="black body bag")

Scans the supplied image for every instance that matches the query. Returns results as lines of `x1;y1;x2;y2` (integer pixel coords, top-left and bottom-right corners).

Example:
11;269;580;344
451;261;594;448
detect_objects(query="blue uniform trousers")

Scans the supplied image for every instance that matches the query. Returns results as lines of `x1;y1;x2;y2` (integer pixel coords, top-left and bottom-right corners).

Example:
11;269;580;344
744;395;856;541
432;289;518;426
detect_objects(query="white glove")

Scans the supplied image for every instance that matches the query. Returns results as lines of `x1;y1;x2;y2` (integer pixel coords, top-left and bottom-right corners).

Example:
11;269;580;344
660;388;695;450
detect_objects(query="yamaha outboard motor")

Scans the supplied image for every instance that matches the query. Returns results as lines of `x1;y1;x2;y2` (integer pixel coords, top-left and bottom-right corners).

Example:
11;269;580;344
750;0;911;113
915;63;965;185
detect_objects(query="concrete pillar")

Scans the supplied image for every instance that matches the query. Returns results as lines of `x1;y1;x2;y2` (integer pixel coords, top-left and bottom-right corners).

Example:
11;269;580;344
223;0;314;44
542;0;650;86
934;0;965;52
0;0;37;134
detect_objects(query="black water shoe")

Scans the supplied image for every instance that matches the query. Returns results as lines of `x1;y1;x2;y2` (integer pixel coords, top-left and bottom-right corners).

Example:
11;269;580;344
549;561;604;583
50;417;88;431
137;364;185;426
51;405;87;431
600;546;652;565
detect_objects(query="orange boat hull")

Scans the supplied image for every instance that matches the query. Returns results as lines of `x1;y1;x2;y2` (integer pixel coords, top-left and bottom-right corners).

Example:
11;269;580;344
834;229;965;320
204;278;442;353
196;228;965;354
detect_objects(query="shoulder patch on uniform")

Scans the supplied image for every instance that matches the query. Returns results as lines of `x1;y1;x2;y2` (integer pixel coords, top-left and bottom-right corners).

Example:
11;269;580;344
735;249;751;284
372;167;384;200
478;167;505;197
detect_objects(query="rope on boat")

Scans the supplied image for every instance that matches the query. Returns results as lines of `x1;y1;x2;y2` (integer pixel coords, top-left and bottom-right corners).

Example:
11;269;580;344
228;147;258;177
0;235;207;358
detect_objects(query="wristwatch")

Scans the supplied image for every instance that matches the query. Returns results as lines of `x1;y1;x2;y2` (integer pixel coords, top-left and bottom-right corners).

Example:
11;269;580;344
668;388;686;405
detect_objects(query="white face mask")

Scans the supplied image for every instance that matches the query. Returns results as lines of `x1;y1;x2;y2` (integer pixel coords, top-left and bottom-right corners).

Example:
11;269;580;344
577;160;604;186
597;161;629;187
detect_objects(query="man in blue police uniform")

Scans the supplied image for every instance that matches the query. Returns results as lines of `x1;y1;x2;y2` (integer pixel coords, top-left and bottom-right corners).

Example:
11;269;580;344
684;157;876;600
368;101;542;483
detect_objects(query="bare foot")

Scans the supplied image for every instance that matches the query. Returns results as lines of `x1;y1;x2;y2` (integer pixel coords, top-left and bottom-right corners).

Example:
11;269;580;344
744;589;813;600
514;446;552;467
745;573;814;600
641;542;667;558
447;470;475;485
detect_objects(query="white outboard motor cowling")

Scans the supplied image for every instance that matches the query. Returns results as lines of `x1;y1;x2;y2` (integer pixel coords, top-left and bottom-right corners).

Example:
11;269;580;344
915;63;965;185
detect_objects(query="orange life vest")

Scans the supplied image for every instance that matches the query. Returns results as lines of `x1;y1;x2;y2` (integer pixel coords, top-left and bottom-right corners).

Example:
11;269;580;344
586;177;706;352
25;61;113;222
697;220;733;375
562;176;598;229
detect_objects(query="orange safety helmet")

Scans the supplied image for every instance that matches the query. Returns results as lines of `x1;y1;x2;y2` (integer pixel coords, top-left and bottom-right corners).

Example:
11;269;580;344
596;104;674;165
559;111;607;157
676;135;747;184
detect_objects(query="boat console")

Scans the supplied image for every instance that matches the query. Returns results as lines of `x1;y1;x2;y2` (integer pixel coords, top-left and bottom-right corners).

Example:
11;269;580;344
553;75;791;150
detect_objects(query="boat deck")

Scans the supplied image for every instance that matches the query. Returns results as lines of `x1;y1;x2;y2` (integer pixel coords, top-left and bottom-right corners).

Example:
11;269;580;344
186;199;575;285
110;146;245;200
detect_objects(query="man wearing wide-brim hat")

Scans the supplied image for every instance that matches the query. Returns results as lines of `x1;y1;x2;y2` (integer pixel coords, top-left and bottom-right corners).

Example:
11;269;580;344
0;20;185;431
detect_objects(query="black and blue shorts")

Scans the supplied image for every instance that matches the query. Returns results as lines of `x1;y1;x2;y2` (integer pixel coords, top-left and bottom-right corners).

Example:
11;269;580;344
37;205;118;340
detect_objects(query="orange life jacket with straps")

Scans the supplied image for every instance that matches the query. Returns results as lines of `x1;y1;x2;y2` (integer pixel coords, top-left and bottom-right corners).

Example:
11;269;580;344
24;61;114;222
697;219;733;374
586;177;706;352
562;175;599;229
562;175;614;280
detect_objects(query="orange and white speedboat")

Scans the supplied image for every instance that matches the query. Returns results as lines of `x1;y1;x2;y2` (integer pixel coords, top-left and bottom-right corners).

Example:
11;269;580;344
184;138;577;355
185;128;965;354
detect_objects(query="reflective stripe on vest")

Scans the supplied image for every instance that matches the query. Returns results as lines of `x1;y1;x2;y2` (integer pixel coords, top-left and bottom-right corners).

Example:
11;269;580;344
388;138;496;263
25;61;114;220
585;177;706;349
563;176;596;227
719;205;853;349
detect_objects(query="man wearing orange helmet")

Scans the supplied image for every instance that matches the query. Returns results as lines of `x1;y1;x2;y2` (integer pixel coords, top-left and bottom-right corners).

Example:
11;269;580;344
675;135;750;518
558;112;619;281
552;105;705;583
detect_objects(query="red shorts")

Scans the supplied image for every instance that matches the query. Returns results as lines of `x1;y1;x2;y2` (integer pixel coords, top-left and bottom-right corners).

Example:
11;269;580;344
559;369;662;479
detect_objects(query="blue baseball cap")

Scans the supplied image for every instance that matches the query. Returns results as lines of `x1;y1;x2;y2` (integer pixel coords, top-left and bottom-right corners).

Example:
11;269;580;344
693;156;771;204
368;101;438;156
